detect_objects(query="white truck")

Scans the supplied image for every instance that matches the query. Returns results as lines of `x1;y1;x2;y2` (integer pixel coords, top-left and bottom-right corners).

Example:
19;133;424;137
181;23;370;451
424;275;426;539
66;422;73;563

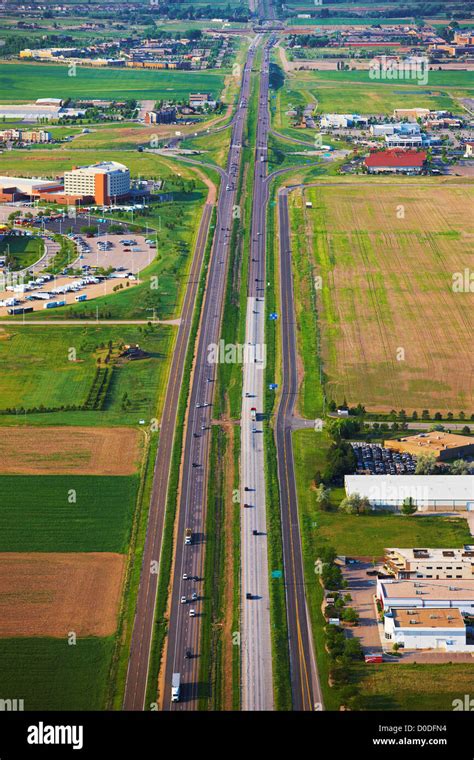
185;528;192;546
171;673;181;702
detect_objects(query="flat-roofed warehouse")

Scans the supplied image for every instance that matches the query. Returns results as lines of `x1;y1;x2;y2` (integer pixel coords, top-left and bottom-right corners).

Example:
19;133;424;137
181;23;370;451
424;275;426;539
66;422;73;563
386;432;474;461
377;578;474;614
344;474;474;511
384;607;469;652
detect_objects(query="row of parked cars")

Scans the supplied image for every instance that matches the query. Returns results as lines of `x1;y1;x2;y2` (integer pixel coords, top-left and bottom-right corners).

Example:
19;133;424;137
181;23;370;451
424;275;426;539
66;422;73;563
351;442;417;475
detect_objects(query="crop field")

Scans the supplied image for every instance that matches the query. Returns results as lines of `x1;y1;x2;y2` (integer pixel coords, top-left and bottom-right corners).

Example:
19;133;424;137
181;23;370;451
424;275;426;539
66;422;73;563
273;68;474;117
0;63;227;103
0;636;114;710
0;325;173;423
0;475;138;552
0;552;126;637
289;181;474;414
0;426;142;475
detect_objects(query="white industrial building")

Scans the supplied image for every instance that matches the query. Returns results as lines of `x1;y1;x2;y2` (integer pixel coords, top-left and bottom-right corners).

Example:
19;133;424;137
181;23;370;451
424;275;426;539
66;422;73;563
384;607;469;651
344;475;474;511
377;578;474;615
385;133;423;148
0;104;85;122
371;122;421;137
0;175;59;194
320;113;368;129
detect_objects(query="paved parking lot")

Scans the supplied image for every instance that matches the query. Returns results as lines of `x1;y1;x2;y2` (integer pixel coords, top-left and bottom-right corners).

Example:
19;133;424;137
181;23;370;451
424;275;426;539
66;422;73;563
342;561;382;653
76;233;155;275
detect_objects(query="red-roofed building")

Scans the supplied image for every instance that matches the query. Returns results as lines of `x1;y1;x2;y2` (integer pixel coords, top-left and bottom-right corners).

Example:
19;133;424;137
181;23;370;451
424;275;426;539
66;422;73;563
365;149;427;174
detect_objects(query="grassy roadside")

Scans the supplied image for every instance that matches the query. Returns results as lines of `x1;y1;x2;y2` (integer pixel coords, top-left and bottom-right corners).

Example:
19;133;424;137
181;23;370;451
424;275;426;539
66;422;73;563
288;190;325;418
264;177;292;711
107;430;159;709
144;206;217;708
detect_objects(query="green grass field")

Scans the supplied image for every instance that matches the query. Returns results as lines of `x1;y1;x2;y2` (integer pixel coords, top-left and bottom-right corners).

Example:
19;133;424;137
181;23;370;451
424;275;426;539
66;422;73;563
0;636;114;710
293;429;472;557
0;474;138;552
0;235;44;271
0;63;227;103
0;325;173;423
355;662;474;711
274;68;474;116
0;147;204;180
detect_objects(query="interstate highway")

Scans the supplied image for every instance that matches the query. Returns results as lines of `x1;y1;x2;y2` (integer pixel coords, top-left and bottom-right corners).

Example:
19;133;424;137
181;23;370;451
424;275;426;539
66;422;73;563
163;41;259;710
240;38;274;712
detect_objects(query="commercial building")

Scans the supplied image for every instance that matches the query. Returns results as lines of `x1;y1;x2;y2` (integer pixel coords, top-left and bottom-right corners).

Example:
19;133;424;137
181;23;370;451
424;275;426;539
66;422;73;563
385;432;474;461
0;175;59;196
145;107;177;124
377;578;474;615
371;122;421;138
0;129;52;143
385;133;423;148
0;104;85;122
189;92;211;107
320;113;367;129
63;162;130;205
384;547;474;580
364;149;427;174
383;607;469;651
344;474;474;511
393;108;430;121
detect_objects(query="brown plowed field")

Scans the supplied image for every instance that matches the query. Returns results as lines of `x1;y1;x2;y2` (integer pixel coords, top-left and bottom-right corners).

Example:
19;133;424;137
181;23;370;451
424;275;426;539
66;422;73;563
0;426;142;475
0;552;126;638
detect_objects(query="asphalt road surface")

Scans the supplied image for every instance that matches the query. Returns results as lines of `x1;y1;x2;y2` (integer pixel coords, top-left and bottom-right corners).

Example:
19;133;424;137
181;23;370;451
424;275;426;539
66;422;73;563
122;200;213;711
162;41;260;711
240;39;274;712
275;187;323;711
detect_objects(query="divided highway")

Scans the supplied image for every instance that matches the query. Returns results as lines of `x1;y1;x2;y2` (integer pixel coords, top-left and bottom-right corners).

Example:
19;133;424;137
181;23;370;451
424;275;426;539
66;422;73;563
123;199;213;711
162;41;259;710
240;39;274;712
275;188;323;711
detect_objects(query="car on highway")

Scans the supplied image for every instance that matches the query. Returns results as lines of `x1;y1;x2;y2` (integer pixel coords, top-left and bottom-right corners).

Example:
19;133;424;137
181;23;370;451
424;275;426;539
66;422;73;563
191;592;198;601
246;593;252;600
185;649;192;659
189;609;196;617
182;574;188;580
180;596;187;604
